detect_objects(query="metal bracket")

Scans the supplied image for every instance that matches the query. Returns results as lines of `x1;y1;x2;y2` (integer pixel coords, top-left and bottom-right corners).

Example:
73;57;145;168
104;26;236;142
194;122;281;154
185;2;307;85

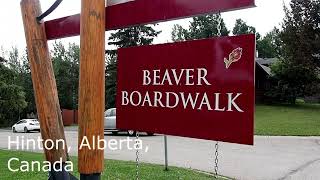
37;0;63;22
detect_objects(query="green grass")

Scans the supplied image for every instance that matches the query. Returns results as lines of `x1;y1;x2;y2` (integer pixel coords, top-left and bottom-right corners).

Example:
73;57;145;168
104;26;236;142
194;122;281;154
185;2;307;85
0;150;228;180
255;104;320;136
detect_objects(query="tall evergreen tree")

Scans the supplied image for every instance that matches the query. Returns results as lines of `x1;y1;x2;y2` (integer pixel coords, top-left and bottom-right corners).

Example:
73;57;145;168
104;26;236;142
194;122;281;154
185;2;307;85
109;25;161;48
106;25;161;108
281;0;320;69
267;0;320;104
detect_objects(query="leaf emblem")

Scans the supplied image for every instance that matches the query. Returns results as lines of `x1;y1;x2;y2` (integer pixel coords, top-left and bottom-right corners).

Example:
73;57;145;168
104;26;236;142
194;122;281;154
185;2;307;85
224;47;243;69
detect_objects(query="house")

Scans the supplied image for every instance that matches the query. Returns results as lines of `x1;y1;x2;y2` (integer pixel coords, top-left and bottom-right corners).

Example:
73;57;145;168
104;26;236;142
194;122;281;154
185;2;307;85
256;58;278;67
255;58;278;102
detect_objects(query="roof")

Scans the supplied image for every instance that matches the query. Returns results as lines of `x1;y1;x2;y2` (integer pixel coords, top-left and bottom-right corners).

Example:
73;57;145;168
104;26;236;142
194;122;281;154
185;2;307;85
256;62;272;76
256;58;278;66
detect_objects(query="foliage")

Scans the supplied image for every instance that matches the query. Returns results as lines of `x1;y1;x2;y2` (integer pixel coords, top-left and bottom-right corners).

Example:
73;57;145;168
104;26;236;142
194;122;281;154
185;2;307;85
267;0;320;103
0;42;82;127
109;25;161;48
171;24;189;42
1;26;161;123
0;60;16;84
106;25;161;108
257;27;282;58
0;62;27;127
232;19;258;36
281;0;320;69
19;50;36;114
7;47;23;75
173;16;281;59
232;19;281;58
105;56;117;109
52;42;80;110
171;14;229;41
266;61;319;103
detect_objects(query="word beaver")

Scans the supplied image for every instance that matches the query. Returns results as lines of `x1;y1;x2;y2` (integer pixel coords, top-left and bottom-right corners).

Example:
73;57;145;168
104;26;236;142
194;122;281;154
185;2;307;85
142;68;212;86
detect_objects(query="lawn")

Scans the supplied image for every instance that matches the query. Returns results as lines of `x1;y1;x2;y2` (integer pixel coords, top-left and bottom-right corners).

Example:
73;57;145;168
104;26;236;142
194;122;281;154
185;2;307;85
0;150;228;180
255;104;320;136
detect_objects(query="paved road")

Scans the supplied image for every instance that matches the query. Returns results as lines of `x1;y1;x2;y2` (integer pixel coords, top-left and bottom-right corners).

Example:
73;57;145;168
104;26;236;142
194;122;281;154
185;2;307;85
1;129;320;180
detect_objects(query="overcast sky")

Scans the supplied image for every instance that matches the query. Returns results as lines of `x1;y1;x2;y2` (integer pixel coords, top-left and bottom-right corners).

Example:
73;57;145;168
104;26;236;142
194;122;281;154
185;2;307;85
0;0;290;55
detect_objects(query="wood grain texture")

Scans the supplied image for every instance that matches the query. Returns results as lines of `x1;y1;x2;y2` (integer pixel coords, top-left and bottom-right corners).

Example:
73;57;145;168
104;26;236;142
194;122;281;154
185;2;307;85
20;0;68;162
78;0;105;174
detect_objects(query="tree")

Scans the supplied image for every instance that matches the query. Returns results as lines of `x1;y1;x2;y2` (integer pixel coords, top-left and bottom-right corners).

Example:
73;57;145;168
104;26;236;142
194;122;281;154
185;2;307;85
1;48;37;121
267;0;320;104
19;49;36;114
52;42;80;110
0;59;16;85
267;61;319;104
105;56;117;109
232;18;281;58
171;14;229;41
0;62;27;127
232;19;257;35
281;0;320;69
171;24;189;42
106;25;161;108
7;47;22;75
257;27;282;58
232;18;261;40
109;25;161;48
0;82;27;127
232;19;284;58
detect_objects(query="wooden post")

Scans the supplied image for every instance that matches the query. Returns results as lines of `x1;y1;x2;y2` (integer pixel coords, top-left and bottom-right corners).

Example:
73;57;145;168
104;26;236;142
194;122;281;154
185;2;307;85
21;0;68;163
78;0;105;177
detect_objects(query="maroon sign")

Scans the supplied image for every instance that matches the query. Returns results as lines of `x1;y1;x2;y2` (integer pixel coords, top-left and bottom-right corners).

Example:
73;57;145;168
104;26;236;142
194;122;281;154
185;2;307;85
45;0;255;40
116;34;255;145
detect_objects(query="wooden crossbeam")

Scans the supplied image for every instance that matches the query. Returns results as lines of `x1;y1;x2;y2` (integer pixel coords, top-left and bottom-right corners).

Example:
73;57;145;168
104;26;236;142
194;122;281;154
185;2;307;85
44;0;255;40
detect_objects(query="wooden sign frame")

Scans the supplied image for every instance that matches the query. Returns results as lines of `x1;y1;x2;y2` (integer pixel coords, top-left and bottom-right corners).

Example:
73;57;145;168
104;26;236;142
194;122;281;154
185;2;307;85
20;0;255;179
45;0;255;40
